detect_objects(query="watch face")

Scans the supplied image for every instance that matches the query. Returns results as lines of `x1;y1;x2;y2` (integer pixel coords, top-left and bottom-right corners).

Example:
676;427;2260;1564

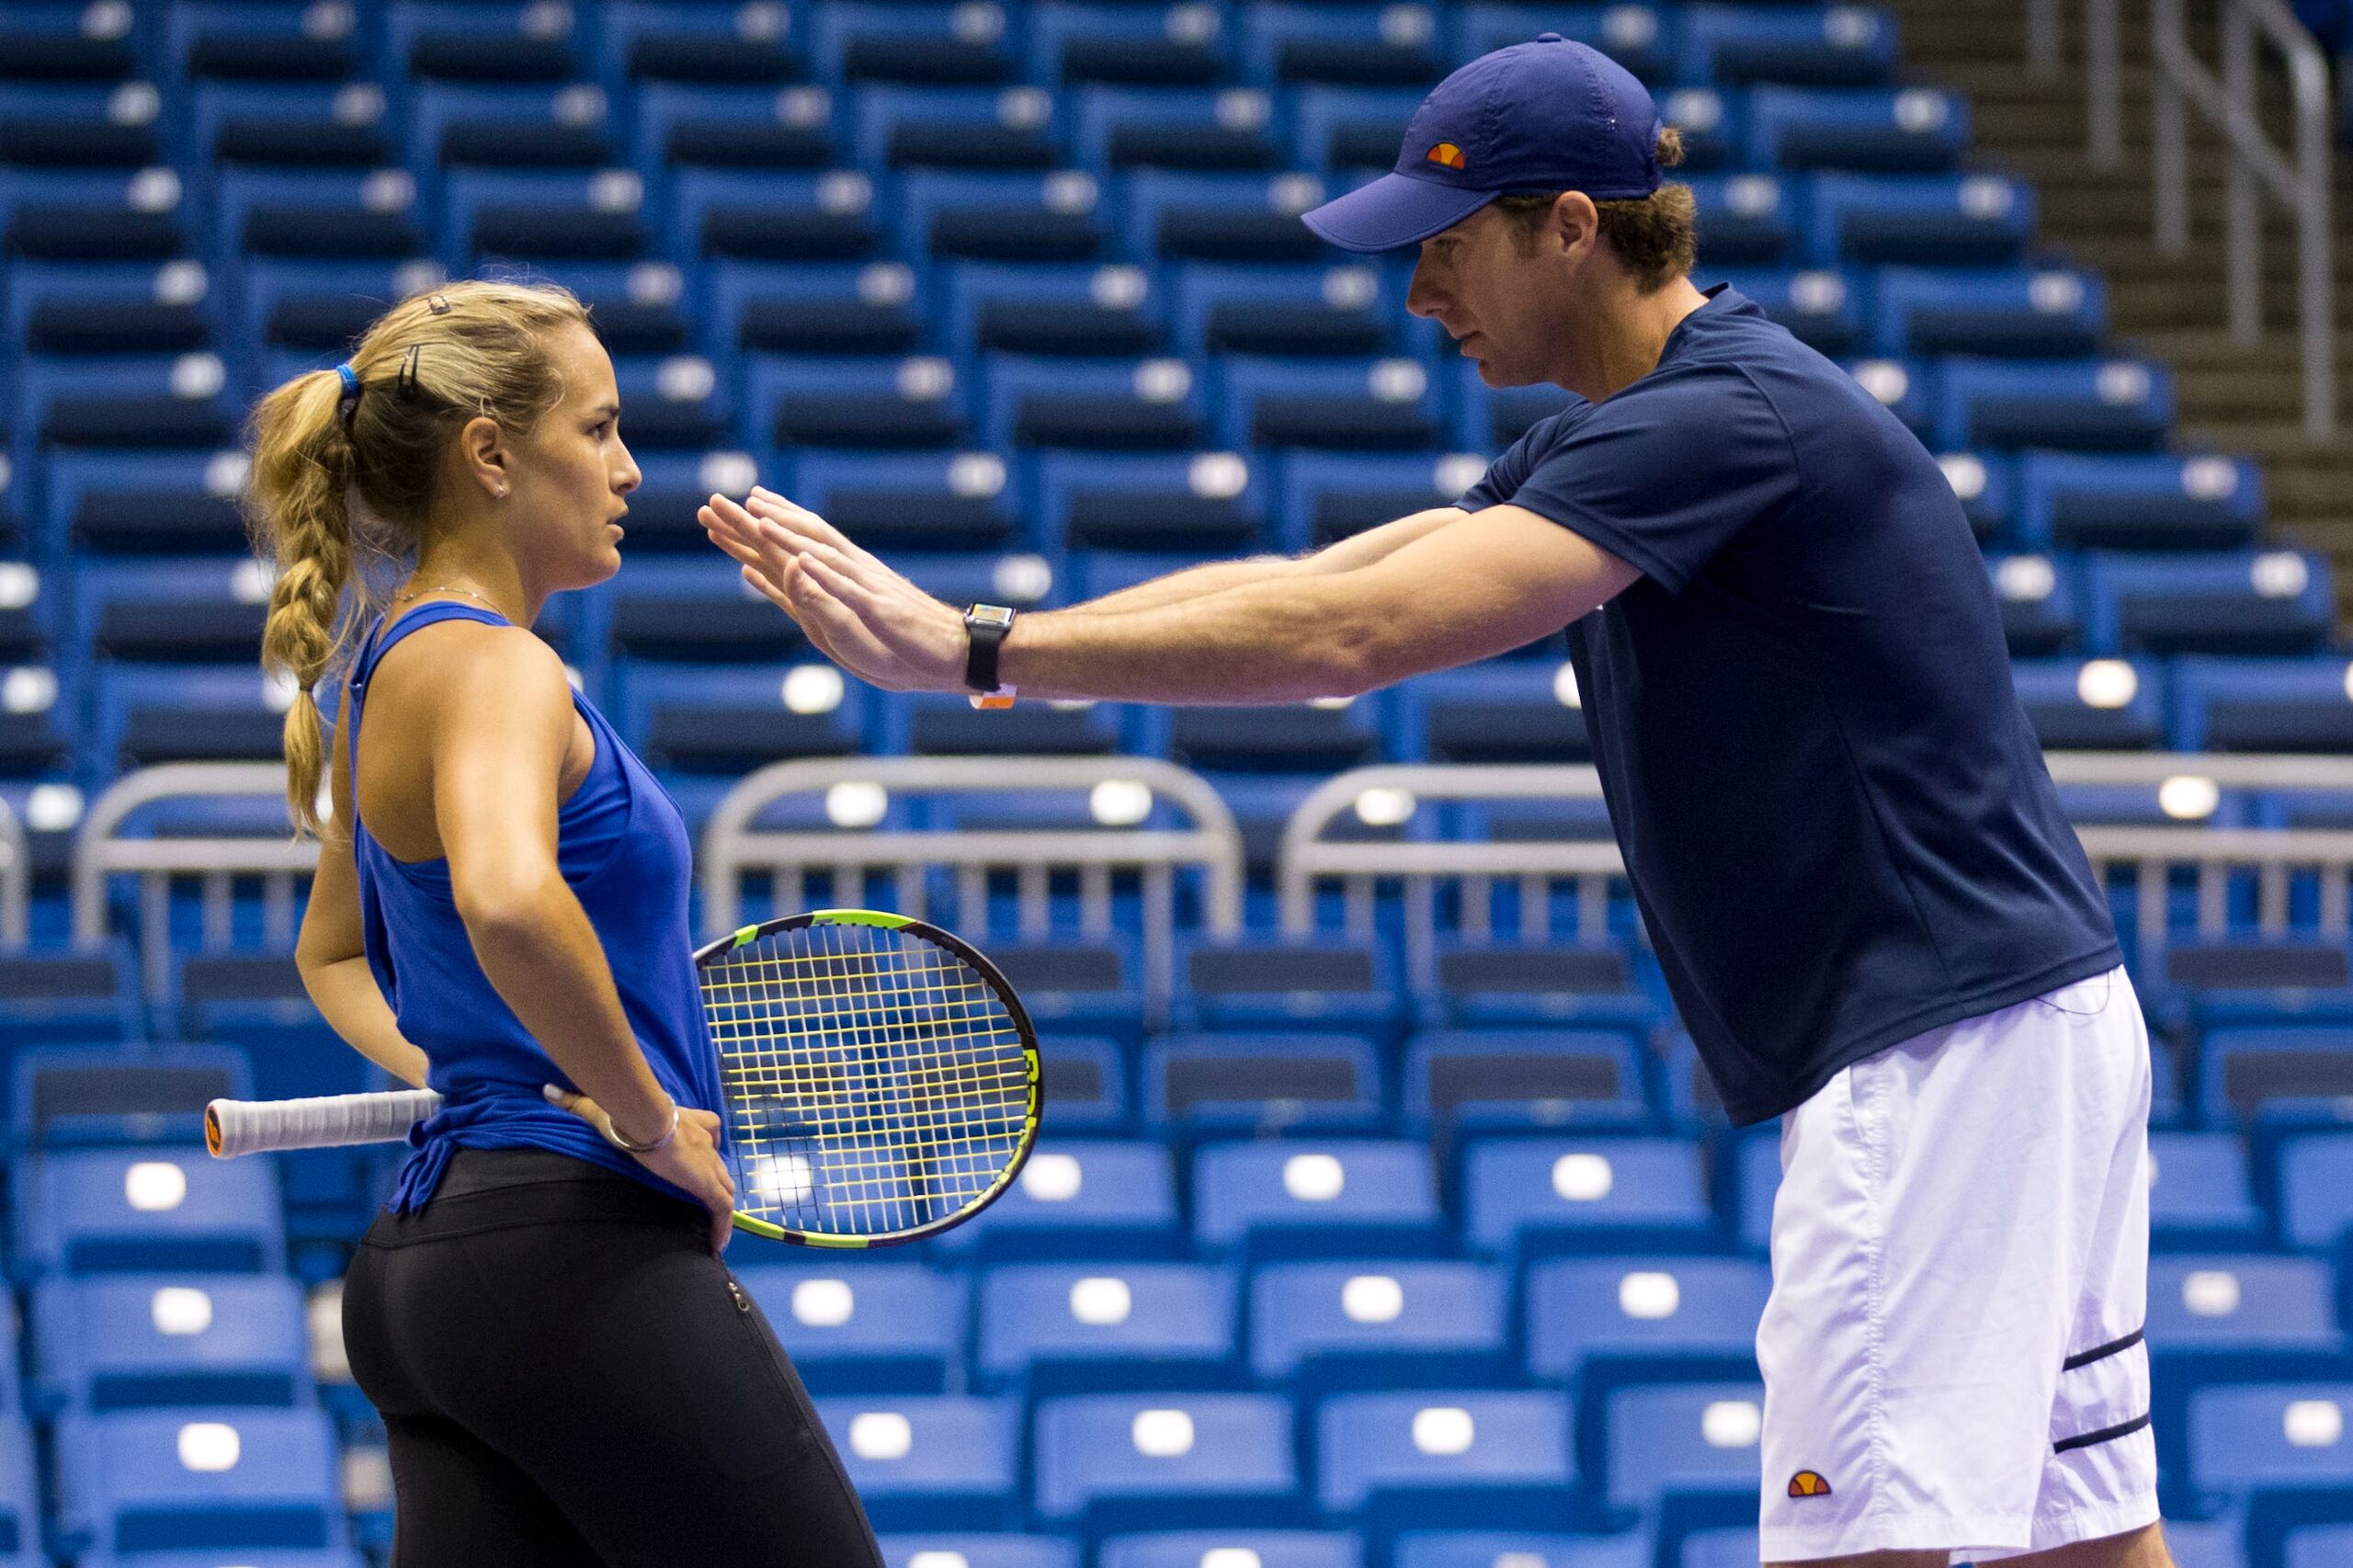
971;605;1015;628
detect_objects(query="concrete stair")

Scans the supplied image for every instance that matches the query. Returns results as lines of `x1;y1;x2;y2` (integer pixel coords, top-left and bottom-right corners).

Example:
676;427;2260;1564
1880;0;2353;620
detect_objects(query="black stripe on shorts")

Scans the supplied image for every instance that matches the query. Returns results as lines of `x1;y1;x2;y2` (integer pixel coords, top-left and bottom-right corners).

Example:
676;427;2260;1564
2053;1411;2152;1455
2061;1325;2145;1372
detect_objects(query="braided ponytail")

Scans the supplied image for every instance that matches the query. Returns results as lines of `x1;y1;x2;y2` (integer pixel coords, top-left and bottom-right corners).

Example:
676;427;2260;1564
246;368;360;837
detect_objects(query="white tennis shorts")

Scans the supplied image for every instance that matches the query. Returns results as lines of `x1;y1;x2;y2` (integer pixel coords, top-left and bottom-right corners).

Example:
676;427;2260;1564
1756;965;2162;1563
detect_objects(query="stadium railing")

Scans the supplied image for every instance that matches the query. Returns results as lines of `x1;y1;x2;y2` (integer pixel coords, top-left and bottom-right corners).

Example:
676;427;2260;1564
0;792;26;949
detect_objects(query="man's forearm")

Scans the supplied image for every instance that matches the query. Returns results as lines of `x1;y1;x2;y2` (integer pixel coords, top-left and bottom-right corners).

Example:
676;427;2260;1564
1062;554;1302;615
1001;572;1378;704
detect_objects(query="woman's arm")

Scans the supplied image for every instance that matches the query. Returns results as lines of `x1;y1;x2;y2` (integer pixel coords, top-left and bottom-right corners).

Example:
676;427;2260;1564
419;627;737;1248
294;687;431;1089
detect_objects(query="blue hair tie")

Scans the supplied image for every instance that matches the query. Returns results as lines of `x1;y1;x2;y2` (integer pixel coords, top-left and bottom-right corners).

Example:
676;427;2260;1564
334;362;360;425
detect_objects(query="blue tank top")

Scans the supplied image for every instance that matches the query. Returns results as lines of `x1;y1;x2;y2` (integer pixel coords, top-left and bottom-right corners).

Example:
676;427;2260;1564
347;601;725;1212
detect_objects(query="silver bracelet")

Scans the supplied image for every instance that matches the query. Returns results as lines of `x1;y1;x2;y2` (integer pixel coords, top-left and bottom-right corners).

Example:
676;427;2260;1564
607;1100;680;1154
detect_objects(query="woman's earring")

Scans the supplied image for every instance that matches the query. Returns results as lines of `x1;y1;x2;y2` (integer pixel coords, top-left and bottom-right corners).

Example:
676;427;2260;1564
494;483;508;498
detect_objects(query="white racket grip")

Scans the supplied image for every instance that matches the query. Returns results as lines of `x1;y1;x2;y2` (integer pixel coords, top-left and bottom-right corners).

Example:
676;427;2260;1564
204;1090;444;1158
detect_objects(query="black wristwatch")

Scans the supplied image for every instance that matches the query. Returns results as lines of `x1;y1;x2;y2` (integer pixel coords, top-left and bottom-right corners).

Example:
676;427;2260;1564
962;603;1016;697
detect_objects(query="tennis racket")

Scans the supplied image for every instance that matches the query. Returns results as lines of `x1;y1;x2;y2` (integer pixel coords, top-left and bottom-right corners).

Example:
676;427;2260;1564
204;909;1043;1248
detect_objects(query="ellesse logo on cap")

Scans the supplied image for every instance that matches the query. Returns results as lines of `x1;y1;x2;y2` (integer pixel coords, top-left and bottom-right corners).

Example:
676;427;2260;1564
1787;1471;1834;1499
1426;142;1466;169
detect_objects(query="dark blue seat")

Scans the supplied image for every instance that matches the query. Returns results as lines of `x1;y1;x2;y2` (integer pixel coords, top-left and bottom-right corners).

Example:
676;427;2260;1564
1124;171;1336;265
985;354;1209;451
2175;657;2353;754
608;658;865;777
1872;266;2106;358
2008;656;2165;749
1684;173;1799;266
674;167;883;263
1036;452;1269;554
1238;4;1452;89
809;3;1023;87
1459;6;1673;83
1680;6;1897;87
1934;358;2173;452
411;82;620;172
1747;85;1969;171
1143;1031;1386;1135
751;352;971;449
1808;173;2035;266
1027;2;1235;88
1175;938;1400;1035
1705;266;1865;355
1074;87;1282;173
598;3;802;93
1216;356;1444;451
632;83;835;173
1292;86;1428;171
387;0;584;85
7;258;220;358
2016;452;2264;553
2085;551;2334;658
215;168;426;264
855;85;1064;172
1403;1030;1650;1135
1170;262;1399;359
1278;451;1484;550
946;261;1169;358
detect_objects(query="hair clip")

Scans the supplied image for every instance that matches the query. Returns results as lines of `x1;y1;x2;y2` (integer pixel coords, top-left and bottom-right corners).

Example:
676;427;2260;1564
397;344;422;397
426;293;452;315
334;362;360;426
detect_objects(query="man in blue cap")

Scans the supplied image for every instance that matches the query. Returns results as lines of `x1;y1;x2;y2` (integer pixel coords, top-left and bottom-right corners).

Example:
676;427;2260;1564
710;37;2171;1568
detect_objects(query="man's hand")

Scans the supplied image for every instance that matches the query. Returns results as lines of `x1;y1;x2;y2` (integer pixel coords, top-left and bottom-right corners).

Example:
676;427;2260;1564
698;489;967;694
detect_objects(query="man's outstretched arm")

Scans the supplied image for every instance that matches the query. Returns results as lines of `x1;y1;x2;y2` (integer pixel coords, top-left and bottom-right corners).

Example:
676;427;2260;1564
702;491;1636;705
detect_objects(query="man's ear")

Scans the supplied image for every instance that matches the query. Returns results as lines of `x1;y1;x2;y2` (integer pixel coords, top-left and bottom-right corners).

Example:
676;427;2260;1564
1552;190;1601;259
460;414;506;497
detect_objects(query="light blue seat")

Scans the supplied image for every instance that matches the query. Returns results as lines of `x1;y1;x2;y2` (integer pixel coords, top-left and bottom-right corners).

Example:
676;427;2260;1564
1033;1392;1303;1536
1677;1527;1757;1568
880;1537;1081;1568
32;1273;310;1414
2015;451;2264;553
1316;1389;1577;1535
2163;1514;2252;1568
2150;1131;2266;1248
1194;1140;1444;1259
2084;551;2335;658
813;1395;1023;1532
2007;657;2165;750
1601;1381;1767;1517
975;1261;1240;1394
1250;1260;1508;1393
0;1417;49;1565
1526;1256;1768;1384
930;1140;1184;1261
53;1406;345;1554
1392;1534;1651;1568
2288;1524;2353;1568
2146;1255;2346;1460
2185;1382;2353;1503
735;1262;966;1394
2279;1132;2353;1251
1097;1530;1362;1568
14;1146;286;1281
1463;1137;1712;1258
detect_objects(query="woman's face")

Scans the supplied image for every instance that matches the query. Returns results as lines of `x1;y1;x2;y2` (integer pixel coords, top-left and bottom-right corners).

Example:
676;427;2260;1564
506;321;641;590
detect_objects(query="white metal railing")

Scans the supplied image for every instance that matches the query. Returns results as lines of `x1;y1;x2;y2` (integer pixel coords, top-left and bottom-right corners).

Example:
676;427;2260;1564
699;756;1245;1025
2150;0;2337;439
71;763;311;998
0;792;27;949
1280;756;2353;987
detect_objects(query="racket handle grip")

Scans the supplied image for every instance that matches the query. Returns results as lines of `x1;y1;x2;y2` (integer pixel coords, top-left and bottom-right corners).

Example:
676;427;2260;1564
205;1090;444;1158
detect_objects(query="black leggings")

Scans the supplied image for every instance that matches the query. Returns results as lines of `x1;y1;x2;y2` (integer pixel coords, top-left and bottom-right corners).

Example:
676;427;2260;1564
342;1147;885;1568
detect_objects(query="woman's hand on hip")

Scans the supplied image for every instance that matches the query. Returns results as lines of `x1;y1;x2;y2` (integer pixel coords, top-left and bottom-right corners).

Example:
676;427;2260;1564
542;1086;736;1254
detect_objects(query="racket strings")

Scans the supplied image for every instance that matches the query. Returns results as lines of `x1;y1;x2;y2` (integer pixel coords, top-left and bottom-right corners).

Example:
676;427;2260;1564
703;921;1031;1240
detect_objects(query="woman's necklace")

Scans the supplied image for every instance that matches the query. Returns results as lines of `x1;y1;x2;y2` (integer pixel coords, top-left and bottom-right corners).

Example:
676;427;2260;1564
391;582;500;610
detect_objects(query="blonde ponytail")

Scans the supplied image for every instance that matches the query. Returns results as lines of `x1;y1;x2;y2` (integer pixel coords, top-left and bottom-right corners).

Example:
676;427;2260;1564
246;368;359;837
242;278;594;838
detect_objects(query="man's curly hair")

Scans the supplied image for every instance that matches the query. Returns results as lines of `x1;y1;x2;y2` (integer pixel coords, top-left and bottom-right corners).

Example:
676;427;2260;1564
1492;127;1697;291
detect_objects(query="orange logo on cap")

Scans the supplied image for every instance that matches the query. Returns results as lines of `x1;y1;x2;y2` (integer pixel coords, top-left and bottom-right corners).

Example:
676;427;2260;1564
1426;142;1467;170
1788;1471;1834;1499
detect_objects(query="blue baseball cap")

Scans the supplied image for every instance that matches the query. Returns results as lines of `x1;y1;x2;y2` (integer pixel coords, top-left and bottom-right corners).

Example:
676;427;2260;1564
1302;34;1665;253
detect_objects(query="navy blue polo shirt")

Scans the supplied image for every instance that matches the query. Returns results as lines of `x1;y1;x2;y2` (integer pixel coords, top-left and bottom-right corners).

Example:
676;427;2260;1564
1459;285;2120;1125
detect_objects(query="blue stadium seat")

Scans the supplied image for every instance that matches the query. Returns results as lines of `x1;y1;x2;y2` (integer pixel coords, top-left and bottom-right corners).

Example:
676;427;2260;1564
1217;356;1446;451
1658;84;1739;169
2008;657;2165;749
1456;367;1578;449
1034;1392;1303;1535
2086;551;2335;657
31;1272;311;1413
1194;1140;1444;1259
879;1537;1081;1568
2198;1028;2353;1120
2151;1131;2267;1248
1748;85;1969;171
1707;266;1866;355
1838;354;1935;438
90;663;288;775
2146;1255;2349;1462
0;78;161;172
810;3;1023;86
735;1262;966;1394
1317;1390;1578;1535
1074;88;1283;174
1872;266;2106;358
189;80;391;169
1525;1256;1769;1384
14;1145;287;1280
1033;1034;1132;1131
1176;939;1401;1035
1293;85;1428;170
1027;3;1234;87
1125;171;1336;264
1808;173;2036;266
168;1;363;82
929;1140;1184;1261
77;1553;367;1568
2163;1516;2254;1568
1601;1381;1765;1519
1143;1032;1386;1135
1037;452;1269;557
17;352;243;456
1170;261;1399;358
0;166;191;265
2185;1383;2353;1503
388;1;585;85
8;257;220;358
410;81;620;172
611;657;871;778
2016;452;2265;553
985;355;1210;452
442;167;654;266
1278;451;1483;550
756;351;974;449
1677;1528;1759;1568
237;258;449;357
1422;941;1656;1041
0;946;142;1051
603;558;820;665
53;1406;345;1553
975;1261;1241;1393
1458;6;1674;83
813;1395;1024;1531
674;168;882;263
632;84;834;174
1937;358;2173;452
1239;4;1451;88
0;1417;46;1565
215;168;426;265
1251;1260;1509;1392
1464;1137;1713;1257
905;170;1110;264
44;449;253;557
1938;449;2019;543
1680;6;1897;87
1393;1534;1650;1568
2172;659;2353;754
2279;1133;2353;1252
2288;1524;2353;1568
1403;1030;1650;1134
598;5;802;92
609;350;733;449
1162;696;1389;774
854;85;1063;172
1392;660;1591;765
1685;173;1798;266
946;261;1169;357
1099;1532;1362;1568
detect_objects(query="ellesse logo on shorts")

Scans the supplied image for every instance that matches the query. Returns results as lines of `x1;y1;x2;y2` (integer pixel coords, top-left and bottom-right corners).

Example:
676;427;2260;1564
1787;1471;1834;1498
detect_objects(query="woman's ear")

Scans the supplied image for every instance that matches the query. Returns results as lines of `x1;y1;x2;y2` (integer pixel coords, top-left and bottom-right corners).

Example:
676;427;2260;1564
460;414;509;499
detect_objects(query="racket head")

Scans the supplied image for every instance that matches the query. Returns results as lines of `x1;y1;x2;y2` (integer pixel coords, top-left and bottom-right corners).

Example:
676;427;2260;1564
692;909;1042;1247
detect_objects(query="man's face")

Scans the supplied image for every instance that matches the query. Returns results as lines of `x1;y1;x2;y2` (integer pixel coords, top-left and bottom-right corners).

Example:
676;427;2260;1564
1404;202;1579;389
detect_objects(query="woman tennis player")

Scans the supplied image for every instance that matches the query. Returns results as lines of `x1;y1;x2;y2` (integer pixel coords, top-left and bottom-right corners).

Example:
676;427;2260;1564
251;279;885;1566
